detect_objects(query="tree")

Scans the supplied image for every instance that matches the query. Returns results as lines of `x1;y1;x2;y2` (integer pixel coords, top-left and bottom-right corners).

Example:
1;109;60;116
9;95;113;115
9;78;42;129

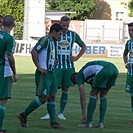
128;0;133;17
0;0;24;39
121;0;133;17
46;0;96;20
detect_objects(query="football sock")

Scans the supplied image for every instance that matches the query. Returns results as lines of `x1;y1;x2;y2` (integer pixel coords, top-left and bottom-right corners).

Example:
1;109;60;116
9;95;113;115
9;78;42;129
0;104;5;130
59;90;68;113
131;96;133;112
23;98;42;117
86;96;97;124
99;97;107;124
47;100;56;123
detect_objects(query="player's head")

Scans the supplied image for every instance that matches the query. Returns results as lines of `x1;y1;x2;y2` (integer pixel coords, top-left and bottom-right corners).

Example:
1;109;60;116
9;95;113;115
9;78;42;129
71;72;78;84
128;22;133;39
3;15;15;29
0;15;3;29
60;16;71;33
49;23;63;41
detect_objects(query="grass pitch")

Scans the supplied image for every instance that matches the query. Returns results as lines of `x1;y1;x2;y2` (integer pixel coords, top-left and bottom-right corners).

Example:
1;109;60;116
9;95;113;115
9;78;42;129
4;56;133;133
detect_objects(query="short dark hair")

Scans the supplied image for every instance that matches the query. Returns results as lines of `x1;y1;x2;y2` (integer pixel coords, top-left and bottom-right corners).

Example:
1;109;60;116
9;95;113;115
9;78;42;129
3;15;15;27
71;72;78;84
128;22;133;27
60;16;71;22
49;23;63;33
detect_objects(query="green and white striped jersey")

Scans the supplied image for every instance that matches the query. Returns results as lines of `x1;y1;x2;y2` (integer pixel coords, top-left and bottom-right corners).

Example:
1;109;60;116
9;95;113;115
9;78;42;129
124;39;133;75
0;31;15;77
55;30;84;69
33;36;55;71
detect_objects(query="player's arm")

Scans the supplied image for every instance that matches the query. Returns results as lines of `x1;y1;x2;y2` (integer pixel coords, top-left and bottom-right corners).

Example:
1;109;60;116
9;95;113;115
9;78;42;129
123;43;130;69
78;84;86;123
31;49;47;75
7;52;18;81
76;44;86;60
70;33;86;62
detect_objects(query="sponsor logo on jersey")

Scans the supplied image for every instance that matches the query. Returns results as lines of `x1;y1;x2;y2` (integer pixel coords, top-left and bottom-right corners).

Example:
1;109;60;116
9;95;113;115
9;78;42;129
57;50;70;55
37;45;42;50
59;40;69;48
129;49;133;57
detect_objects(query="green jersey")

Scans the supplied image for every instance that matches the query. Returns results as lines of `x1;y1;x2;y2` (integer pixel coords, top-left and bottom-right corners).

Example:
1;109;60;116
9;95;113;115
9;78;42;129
123;39;133;75
77;61;113;86
55;30;84;69
33;36;55;71
0;31;15;77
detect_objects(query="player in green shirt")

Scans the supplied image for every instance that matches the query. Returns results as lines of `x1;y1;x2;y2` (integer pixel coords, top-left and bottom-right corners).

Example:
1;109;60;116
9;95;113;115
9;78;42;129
123;22;133;125
71;60;118;128
17;23;63;129
0;15;18;133
40;16;86;120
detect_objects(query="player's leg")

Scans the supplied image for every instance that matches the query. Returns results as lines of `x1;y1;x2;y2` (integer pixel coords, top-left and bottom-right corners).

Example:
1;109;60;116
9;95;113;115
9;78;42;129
97;65;118;128
0;99;7;132
58;68;75;120
98;89;108;128
40;68;63;120
48;73;62;128
0;76;12;132
17;69;48;127
85;89;99;127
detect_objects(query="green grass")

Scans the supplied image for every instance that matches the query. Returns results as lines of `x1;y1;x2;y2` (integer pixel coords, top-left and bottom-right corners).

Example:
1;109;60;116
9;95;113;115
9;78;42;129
4;56;133;133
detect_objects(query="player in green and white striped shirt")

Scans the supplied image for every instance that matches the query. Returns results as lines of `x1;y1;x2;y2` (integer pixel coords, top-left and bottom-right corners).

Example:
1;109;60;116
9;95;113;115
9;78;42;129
123;22;133;125
41;16;87;120
17;23;63;129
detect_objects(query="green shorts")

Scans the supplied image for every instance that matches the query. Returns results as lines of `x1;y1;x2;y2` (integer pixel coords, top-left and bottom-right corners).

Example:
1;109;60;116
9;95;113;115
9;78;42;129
35;69;57;97
92;63;118;91
54;68;75;88
125;74;133;94
0;76;12;100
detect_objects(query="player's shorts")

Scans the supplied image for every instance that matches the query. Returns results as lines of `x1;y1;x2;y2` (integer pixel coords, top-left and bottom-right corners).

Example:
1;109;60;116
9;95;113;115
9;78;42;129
35;69;57;97
0;76;12;100
125;74;133;93
54;68;75;88
92;63;119;91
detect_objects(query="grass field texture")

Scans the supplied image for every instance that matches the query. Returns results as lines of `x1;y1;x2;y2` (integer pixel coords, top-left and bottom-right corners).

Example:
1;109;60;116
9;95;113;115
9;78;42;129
4;56;133;133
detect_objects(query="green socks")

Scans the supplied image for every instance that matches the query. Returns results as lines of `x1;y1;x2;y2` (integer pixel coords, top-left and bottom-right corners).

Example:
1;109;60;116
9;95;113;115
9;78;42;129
60;90;68;113
47;100;56;123
99;97;107;124
0;104;5;130
86;96;97;124
23;98;42;117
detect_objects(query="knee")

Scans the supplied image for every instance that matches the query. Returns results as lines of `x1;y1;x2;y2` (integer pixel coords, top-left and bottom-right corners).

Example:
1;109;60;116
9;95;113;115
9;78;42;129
39;96;48;104
49;94;56;100
99;90;107;98
0;99;8;106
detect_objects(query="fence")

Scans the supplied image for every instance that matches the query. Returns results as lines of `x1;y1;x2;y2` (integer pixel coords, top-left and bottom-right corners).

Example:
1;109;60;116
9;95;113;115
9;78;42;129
13;20;130;44
83;20;129;44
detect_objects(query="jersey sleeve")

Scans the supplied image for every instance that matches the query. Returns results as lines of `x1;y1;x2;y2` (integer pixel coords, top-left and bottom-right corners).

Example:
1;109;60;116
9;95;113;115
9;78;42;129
6;36;16;54
33;36;48;53
75;32;85;47
77;72;84;86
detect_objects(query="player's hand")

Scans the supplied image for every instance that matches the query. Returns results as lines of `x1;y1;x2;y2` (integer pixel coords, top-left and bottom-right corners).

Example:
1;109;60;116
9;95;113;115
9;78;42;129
125;64;130;70
81;116;86;124
13;74;19;82
54;60;58;66
38;67;47;76
70;56;78;62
